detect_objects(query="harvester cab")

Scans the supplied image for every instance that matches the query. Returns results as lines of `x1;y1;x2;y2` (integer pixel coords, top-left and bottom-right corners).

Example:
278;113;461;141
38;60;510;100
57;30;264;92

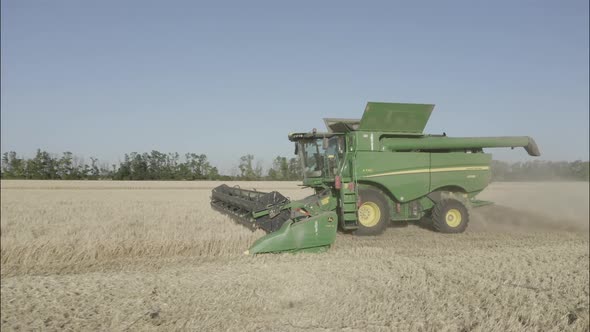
288;131;346;187
210;102;540;255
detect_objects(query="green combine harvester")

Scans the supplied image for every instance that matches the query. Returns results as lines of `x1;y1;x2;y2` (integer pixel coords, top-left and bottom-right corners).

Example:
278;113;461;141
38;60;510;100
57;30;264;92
211;102;540;254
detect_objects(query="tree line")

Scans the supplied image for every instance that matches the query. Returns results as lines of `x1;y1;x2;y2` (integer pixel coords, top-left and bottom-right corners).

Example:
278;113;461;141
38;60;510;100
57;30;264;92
0;150;303;181
1;149;588;181
490;160;589;181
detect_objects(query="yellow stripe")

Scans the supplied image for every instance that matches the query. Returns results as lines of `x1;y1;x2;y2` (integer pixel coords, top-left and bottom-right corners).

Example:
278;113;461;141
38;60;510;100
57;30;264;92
363;166;489;178
431;166;489;173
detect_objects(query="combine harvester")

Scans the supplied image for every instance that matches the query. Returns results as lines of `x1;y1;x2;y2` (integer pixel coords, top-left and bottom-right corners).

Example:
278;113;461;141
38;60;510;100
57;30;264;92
211;102;540;254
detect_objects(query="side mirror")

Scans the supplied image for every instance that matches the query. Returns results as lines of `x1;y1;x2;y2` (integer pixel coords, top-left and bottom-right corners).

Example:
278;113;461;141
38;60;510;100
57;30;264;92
294;143;298;155
323;137;329;149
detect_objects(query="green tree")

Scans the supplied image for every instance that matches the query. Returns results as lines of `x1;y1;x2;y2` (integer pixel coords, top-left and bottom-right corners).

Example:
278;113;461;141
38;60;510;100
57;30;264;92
184;153;206;179
89;157;100;179
207;166;220;180
239;154;257;180
570;160;590;181
268;156;289;180
287;157;303;180
58;152;76;179
268;168;277;180
1;151;26;178
280;157;289;180
28;149;58;179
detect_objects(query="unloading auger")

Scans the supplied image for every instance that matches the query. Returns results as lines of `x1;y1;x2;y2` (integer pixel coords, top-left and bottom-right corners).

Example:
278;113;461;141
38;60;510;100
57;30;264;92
210;102;541;255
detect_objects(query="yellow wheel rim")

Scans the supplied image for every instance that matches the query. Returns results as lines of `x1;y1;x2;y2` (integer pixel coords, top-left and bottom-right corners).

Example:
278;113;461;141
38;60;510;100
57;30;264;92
445;208;462;228
358;202;381;227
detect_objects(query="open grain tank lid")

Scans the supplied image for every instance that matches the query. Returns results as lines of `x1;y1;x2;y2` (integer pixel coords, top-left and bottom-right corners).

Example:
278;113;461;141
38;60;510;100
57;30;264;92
358;102;435;133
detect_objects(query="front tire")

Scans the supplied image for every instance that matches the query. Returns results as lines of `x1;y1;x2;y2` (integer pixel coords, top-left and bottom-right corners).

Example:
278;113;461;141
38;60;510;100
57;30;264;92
354;188;390;236
431;199;469;233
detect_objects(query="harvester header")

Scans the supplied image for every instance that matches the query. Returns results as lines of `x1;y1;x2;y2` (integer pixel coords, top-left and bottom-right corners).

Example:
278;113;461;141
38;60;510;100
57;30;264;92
211;101;541;254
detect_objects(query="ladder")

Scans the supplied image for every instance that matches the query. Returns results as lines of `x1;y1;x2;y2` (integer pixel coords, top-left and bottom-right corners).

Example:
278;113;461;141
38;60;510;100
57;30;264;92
340;184;358;230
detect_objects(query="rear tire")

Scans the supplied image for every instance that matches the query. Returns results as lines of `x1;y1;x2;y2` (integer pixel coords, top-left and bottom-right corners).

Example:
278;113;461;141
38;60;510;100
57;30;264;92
354;188;390;236
431;199;469;233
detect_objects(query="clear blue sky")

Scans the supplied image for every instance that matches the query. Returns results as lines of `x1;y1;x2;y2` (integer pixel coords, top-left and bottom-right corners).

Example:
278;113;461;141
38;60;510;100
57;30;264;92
1;0;588;174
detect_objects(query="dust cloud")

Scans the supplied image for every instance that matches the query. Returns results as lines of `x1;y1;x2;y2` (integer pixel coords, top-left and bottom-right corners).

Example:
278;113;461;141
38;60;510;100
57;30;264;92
470;182;589;233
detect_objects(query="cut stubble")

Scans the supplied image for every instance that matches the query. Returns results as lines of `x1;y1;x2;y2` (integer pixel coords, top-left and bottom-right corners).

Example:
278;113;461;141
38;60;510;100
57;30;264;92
1;180;588;331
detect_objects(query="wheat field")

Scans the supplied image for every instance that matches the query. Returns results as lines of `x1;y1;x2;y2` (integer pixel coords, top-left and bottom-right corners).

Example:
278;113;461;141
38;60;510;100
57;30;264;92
1;180;588;331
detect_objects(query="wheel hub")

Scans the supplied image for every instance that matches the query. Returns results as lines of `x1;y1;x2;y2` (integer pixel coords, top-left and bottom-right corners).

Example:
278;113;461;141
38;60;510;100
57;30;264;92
358;202;381;227
445;208;462;228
